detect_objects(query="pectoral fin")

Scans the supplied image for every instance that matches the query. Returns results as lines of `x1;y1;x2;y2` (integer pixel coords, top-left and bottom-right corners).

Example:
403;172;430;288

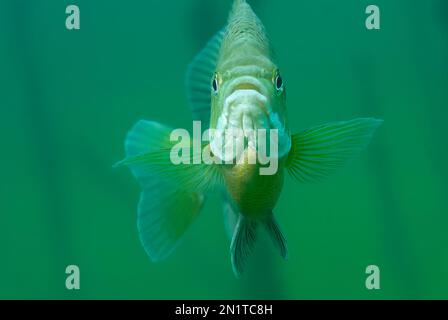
286;118;383;182
115;120;221;192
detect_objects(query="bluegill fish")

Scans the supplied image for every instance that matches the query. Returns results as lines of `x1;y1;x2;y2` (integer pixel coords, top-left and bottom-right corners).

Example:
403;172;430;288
116;0;382;277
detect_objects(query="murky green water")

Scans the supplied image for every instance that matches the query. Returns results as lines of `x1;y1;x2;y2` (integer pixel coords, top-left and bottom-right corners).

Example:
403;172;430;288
0;0;447;299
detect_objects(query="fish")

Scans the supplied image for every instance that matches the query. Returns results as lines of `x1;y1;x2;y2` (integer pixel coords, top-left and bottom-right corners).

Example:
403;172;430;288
115;0;382;277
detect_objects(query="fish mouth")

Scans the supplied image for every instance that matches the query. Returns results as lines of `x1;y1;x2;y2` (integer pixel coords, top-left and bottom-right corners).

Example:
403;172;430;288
233;82;261;92
210;89;291;162
227;76;270;97
222;89;270;132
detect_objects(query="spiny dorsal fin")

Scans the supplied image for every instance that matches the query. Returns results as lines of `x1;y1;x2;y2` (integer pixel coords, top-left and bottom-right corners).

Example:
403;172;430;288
185;29;224;129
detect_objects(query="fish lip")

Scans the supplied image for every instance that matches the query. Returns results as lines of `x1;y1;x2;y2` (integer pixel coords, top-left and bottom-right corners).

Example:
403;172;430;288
212;96;291;161
223;89;269;118
227;76;269;97
234;82;260;92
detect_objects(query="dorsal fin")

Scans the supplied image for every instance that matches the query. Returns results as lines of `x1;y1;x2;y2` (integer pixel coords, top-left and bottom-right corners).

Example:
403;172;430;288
185;29;224;129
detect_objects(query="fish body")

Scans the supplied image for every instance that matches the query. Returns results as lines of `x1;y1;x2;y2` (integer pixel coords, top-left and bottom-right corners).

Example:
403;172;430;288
116;0;382;277
212;0;289;223
223;150;285;218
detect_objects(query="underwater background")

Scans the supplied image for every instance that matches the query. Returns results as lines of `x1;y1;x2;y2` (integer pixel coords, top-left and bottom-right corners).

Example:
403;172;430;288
0;0;447;299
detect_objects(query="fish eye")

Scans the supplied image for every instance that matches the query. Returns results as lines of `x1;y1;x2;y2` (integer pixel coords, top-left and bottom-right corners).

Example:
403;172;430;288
212;74;219;94
275;74;284;92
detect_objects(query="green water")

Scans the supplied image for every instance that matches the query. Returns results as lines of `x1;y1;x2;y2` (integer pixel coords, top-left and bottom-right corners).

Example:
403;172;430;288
0;0;447;299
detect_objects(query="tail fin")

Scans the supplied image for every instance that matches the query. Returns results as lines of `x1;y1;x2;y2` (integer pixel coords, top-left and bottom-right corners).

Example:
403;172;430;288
230;214;288;277
116;120;220;261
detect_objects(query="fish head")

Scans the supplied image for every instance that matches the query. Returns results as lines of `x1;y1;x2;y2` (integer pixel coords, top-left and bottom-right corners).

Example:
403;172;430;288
208;1;290;162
